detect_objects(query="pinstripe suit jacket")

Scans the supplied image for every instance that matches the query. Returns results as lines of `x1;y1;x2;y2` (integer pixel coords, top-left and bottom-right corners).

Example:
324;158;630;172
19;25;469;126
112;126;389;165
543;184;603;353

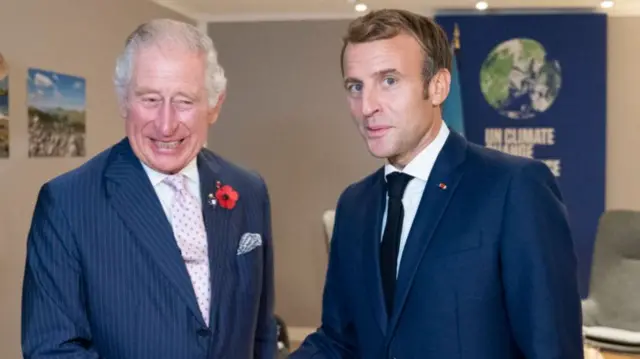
21;138;277;359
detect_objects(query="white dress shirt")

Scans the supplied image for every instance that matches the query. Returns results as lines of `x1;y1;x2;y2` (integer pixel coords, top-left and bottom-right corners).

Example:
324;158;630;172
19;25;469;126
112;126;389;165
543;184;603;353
381;122;450;275
141;157;202;224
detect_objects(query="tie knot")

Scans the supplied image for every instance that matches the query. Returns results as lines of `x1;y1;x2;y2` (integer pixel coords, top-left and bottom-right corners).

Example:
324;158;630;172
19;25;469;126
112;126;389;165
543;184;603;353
163;174;188;193
385;172;413;200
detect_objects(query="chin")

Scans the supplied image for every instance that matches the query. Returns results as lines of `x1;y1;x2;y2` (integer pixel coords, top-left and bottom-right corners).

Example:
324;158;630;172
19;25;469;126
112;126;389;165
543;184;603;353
146;158;188;174
366;143;395;160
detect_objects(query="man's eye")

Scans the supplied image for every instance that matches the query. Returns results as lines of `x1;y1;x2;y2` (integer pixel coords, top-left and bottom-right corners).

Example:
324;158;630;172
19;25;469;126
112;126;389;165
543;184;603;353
383;77;397;85
174;99;193;107
347;83;362;93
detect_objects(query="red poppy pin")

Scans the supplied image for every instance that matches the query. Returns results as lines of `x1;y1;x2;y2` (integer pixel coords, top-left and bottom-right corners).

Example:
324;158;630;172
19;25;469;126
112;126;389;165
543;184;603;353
210;181;239;210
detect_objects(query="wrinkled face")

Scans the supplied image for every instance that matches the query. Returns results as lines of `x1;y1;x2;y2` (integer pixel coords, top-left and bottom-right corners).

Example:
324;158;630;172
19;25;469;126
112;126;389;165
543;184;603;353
343;33;449;167
122;44;224;174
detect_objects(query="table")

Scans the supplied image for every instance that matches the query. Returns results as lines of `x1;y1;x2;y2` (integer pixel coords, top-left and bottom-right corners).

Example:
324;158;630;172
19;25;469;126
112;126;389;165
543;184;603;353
585;345;640;359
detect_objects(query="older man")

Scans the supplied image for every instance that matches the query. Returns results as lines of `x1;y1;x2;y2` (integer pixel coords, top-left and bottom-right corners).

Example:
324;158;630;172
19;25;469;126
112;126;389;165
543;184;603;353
21;19;276;359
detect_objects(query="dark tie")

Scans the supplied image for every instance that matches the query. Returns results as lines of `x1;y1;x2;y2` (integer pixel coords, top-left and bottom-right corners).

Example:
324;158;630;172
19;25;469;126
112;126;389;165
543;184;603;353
380;172;414;316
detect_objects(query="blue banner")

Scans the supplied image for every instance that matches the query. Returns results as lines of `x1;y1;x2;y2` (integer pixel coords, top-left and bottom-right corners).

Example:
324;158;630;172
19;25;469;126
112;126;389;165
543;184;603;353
443;51;465;135
434;13;607;297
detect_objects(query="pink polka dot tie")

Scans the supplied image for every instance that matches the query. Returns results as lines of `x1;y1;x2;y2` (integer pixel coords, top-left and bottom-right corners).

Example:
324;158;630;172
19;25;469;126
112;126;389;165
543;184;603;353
164;174;211;326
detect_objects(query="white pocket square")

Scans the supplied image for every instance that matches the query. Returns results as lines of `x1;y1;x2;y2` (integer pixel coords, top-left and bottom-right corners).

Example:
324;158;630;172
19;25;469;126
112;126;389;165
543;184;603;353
237;233;262;255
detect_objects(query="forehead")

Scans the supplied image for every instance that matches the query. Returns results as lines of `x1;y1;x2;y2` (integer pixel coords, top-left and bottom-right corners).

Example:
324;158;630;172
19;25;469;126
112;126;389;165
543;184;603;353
343;33;424;78
131;45;206;88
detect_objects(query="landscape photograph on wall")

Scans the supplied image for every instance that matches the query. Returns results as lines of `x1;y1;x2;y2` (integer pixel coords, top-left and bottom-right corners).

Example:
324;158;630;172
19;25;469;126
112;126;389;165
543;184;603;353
0;53;9;158
27;67;86;157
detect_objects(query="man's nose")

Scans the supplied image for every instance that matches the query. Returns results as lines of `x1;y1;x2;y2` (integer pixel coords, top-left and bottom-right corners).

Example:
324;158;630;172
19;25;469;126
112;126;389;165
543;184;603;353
361;88;380;118
156;102;179;136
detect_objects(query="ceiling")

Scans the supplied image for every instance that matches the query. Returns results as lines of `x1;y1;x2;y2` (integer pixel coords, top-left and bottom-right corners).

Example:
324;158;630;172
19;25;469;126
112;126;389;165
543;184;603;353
153;0;640;21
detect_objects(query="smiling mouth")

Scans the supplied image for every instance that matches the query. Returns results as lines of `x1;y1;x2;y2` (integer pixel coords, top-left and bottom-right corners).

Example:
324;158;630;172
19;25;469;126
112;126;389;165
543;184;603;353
153;138;185;149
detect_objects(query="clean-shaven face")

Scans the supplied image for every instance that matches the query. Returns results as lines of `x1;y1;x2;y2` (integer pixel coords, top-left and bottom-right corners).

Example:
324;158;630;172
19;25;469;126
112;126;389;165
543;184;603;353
343;33;449;167
123;43;223;174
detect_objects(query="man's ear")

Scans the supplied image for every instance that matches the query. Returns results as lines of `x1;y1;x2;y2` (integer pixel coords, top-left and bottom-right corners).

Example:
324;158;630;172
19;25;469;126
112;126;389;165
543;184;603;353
118;98;128;119
426;69;451;106
207;91;226;125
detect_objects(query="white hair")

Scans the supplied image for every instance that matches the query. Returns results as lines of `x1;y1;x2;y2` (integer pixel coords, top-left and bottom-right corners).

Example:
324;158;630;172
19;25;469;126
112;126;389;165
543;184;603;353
113;19;227;108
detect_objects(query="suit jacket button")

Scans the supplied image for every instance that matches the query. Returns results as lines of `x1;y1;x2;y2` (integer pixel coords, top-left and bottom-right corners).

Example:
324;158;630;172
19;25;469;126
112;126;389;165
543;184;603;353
197;328;210;337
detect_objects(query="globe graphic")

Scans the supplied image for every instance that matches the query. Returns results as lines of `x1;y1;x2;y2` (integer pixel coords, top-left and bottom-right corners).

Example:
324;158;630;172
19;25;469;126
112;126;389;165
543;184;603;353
479;38;561;120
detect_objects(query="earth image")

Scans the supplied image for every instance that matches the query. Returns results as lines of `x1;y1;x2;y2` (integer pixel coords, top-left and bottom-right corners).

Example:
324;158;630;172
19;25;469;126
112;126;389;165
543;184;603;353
479;38;561;120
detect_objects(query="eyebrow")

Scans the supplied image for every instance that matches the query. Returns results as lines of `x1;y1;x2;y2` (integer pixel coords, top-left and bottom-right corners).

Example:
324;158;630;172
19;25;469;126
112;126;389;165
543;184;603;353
133;88;198;99
343;68;401;85
133;87;157;95
375;68;400;77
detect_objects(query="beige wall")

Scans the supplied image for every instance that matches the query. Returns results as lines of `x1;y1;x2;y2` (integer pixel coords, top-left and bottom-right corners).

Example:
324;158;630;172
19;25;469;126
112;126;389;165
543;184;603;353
0;0;192;357
207;16;640;328
605;17;640;211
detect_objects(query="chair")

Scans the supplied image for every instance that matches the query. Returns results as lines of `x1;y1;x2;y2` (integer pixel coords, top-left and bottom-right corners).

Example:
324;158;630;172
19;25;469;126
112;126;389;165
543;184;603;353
276;314;290;358
322;209;336;253
582;210;640;353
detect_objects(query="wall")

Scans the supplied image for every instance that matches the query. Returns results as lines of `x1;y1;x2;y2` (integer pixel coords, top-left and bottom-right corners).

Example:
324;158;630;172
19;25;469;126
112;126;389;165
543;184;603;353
0;0;193;357
207;16;640;329
605;17;640;211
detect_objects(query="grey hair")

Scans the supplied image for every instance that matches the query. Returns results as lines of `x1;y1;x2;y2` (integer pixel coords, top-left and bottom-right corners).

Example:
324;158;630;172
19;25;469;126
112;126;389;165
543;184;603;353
113;19;227;108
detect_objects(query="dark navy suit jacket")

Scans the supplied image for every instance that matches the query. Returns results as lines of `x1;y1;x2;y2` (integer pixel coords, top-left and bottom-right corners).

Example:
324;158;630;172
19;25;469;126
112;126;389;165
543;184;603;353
291;131;583;359
21;138;277;359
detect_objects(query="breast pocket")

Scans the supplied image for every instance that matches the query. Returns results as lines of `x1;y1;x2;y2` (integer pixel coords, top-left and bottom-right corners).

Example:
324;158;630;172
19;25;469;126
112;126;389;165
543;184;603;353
428;230;483;260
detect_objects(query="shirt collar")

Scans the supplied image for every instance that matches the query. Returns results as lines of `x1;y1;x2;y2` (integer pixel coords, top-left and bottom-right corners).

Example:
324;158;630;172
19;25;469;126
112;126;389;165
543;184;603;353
141;155;199;187
384;122;450;182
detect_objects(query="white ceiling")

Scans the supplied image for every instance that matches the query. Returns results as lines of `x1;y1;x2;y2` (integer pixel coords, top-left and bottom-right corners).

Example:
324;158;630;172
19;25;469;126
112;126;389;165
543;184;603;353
153;0;640;21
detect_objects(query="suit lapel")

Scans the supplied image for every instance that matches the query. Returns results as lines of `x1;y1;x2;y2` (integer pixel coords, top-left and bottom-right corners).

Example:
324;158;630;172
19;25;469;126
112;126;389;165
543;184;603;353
197;151;244;330
361;169;388;335
387;131;468;336
103;139;204;326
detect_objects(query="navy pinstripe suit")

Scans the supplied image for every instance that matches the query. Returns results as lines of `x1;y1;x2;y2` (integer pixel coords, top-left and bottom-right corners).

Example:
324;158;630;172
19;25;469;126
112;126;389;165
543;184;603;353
21;138;277;359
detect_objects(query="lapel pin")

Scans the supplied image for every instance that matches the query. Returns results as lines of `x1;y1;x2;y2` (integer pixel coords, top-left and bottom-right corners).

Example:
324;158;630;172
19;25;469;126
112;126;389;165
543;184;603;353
438;183;447;190
207;193;217;207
